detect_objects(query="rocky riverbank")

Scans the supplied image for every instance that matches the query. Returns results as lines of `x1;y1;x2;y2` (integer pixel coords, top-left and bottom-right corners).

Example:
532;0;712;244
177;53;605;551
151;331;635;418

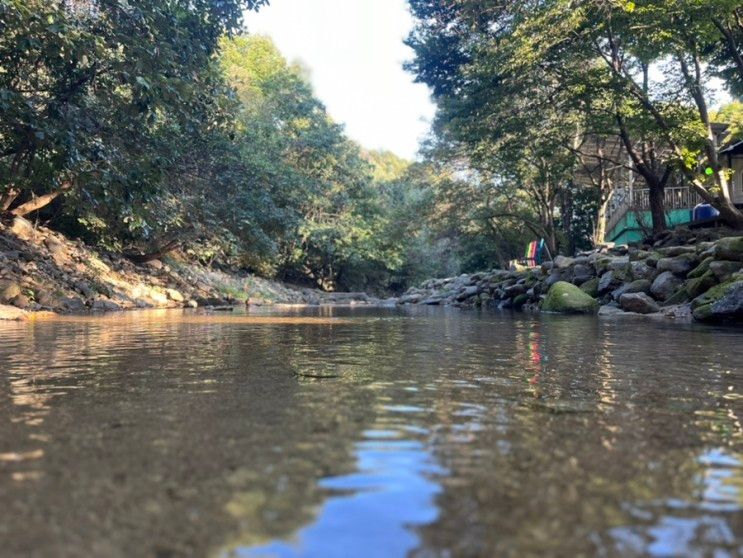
0;216;377;321
395;230;743;324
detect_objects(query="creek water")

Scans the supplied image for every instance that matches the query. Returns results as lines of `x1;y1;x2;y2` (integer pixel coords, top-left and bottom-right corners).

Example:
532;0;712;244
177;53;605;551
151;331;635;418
0;306;741;557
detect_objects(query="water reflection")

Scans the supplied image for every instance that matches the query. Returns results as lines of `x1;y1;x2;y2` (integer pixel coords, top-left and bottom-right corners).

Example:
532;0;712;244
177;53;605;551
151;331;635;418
0;307;740;557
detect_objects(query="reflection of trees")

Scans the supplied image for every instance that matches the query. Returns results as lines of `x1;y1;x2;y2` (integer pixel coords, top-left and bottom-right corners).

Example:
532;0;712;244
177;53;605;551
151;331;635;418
412;315;743;556
0;312;378;557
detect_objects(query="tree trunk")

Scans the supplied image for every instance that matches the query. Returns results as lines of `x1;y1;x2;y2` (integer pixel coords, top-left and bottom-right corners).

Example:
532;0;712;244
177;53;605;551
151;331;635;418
714;196;743;229
594;190;613;246
10;181;73;217
648;183;667;235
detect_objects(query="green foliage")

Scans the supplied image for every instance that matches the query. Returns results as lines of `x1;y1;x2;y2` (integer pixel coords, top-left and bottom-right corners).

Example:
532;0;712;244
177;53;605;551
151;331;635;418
714;101;743;144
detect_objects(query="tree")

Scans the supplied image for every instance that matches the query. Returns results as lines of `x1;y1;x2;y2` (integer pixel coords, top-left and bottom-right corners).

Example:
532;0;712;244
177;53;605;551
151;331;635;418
0;0;267;222
407;0;743;238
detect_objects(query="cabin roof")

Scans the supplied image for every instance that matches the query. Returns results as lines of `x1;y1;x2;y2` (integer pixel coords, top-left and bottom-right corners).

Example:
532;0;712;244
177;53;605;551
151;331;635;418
720;140;743;156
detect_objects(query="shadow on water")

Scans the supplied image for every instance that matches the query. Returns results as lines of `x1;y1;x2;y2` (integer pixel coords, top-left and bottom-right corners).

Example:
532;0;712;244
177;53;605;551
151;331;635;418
0;306;741;557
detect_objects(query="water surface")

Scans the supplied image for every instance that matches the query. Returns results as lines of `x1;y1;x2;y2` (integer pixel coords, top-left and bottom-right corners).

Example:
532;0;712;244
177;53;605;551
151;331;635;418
0;307;741;557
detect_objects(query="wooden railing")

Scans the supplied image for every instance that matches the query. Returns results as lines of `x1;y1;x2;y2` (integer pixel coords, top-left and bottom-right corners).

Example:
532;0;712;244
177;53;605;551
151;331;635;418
605;186;702;237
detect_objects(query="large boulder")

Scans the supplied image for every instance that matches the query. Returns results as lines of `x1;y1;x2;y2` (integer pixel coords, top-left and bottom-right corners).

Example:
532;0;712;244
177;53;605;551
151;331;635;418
650;271;683;302
542;281;599;314
619;292;660;314
692;280;743;322
713;237;743;262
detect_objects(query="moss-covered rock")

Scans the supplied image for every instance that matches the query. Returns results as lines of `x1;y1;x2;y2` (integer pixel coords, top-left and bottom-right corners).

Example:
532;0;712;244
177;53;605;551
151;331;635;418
512;293;529;308
664;286;690;306
687;256;713;279
713;236;743;262
579;277;599;298
686;270;718;299
542;281;599;314
692;280;743;322
645;252;662;268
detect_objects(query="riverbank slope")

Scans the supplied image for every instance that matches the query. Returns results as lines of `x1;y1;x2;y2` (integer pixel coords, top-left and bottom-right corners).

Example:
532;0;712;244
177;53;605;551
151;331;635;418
0;216;376;320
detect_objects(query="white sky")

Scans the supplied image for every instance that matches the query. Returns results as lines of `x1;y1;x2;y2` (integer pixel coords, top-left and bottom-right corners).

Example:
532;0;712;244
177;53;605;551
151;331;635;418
244;0;436;160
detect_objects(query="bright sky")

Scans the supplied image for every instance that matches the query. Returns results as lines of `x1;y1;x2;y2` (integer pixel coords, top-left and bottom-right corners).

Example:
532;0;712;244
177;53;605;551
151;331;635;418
244;0;436;160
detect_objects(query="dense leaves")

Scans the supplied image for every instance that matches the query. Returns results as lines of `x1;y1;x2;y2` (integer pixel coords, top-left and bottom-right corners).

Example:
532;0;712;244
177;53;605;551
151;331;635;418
407;0;743;253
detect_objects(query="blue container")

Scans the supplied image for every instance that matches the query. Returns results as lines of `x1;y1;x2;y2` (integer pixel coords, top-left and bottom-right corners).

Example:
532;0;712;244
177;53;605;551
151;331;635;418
693;203;720;221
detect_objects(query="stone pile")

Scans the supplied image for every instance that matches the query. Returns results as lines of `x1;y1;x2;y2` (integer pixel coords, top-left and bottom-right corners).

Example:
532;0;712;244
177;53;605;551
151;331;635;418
396;235;743;323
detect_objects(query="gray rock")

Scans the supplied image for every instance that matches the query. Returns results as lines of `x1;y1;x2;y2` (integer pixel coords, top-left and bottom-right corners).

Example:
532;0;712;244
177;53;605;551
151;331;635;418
619;292;660;314
709;260;742;281
571;264;594;285
657;245;697;257
656;255;696;277
630;261;656;281
553;255;575;269
455;285;480;301
598;304;625;317
397;293;423;304
58;296;87;313
611;279;652;301
504;283;526;297
598;271;622;295
544;271;563;289
91;299;122;312
73;280;94;298
650;271;683;301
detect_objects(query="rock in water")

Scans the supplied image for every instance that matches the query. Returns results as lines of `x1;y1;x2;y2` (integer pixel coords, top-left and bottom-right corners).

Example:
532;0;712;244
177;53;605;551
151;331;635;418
692;280;743;322
619;293;660;314
542;281;599;314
